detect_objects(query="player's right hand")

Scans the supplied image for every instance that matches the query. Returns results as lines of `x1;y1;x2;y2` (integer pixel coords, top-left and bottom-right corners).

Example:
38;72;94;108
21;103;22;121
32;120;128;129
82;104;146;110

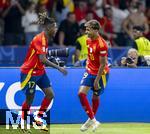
58;67;68;75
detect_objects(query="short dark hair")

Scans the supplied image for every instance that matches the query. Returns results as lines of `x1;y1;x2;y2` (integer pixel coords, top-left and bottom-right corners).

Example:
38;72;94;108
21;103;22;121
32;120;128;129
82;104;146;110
85;19;101;30
133;25;145;32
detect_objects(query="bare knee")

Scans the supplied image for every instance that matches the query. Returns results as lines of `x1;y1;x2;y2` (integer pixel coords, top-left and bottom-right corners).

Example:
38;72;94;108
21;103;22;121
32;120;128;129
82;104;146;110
46;91;54;100
78;86;89;96
26;95;34;106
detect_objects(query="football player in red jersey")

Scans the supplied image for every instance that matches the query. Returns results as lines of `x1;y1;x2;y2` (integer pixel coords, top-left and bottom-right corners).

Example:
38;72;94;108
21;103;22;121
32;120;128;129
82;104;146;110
78;20;109;132
20;12;67;132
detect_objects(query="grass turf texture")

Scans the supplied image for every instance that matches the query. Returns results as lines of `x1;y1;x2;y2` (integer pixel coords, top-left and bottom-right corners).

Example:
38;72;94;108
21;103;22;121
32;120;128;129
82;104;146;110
0;123;150;134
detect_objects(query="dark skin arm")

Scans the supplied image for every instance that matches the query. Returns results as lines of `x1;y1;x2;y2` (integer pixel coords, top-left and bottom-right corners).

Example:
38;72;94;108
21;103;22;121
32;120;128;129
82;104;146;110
94;56;107;90
39;54;67;75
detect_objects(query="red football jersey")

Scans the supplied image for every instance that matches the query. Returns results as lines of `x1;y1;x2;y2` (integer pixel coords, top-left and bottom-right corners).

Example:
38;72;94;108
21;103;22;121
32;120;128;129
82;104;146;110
86;35;109;75
21;32;48;76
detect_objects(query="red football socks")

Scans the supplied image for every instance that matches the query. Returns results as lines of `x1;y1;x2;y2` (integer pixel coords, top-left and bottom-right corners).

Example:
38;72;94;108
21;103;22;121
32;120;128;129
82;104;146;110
78;92;94;119
22;101;30;120
38;97;51;117
92;95;100;115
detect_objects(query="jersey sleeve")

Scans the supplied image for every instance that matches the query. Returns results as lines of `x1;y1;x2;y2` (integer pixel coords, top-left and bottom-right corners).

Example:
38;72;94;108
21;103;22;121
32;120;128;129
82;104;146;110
98;38;108;57
33;35;48;55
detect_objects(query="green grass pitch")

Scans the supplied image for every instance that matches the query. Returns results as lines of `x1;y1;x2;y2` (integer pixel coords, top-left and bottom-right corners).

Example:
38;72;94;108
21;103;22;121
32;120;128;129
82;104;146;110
1;123;150;134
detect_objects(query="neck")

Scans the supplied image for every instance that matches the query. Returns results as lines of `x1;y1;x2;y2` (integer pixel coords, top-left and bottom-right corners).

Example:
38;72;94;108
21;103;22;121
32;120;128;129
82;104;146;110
91;33;99;40
44;30;50;39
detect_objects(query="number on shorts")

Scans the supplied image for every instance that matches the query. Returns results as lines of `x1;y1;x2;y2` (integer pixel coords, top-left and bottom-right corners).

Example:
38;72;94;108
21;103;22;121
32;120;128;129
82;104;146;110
83;72;88;79
28;81;35;89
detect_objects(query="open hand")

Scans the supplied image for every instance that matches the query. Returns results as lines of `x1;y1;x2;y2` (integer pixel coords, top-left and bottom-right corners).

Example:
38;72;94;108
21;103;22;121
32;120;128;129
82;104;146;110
58;67;67;75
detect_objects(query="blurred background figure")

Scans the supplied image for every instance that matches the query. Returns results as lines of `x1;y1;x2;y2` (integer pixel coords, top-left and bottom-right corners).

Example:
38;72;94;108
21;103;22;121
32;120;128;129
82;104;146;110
74;0;88;24
123;1;149;46
79;11;94;25
54;12;79;47
100;5;117;46
2;0;26;45
22;2;39;45
74;23;87;67
0;0;149;67
132;25;150;65
121;48;147;67
53;0;70;25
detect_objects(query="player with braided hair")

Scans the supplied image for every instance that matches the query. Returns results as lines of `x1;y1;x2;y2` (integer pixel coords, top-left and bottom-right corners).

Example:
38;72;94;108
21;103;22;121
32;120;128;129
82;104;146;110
20;12;67;132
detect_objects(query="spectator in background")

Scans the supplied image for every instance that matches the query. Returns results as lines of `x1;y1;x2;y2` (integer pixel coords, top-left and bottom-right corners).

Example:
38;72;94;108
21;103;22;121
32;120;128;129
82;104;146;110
2;0;25;45
63;0;74;12
74;23;88;67
100;5;117;46
22;2;39;45
103;0;120;8
132;25;150;65
79;11;94;25
122;1;149;46
74;0;88;23
54;12;79;47
146;7;150;39
0;18;4;45
95;0;104;18
121;48;147;67
110;3;128;46
53;0;70;25
0;0;8;45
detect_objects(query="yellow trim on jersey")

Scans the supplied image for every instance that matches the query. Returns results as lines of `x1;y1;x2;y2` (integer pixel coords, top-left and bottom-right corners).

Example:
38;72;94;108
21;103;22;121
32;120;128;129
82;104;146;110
102;74;106;88
42;34;46;46
29;49;35;60
21;63;37;89
21;68;34;89
98;37;104;48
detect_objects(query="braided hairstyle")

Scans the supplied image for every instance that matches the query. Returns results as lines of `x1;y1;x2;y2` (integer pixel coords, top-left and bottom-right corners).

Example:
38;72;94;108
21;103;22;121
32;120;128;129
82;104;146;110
37;12;55;26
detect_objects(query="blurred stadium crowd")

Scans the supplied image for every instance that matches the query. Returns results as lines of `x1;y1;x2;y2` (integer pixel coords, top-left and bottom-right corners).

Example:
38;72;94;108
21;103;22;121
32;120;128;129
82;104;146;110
0;0;150;67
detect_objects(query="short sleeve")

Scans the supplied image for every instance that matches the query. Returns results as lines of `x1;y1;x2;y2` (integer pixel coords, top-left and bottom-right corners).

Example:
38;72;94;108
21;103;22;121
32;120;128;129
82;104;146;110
33;35;48;55
98;38;108;57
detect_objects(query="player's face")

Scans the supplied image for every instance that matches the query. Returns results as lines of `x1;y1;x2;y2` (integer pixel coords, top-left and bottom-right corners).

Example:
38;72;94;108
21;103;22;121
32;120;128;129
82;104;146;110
47;23;58;37
85;26;97;38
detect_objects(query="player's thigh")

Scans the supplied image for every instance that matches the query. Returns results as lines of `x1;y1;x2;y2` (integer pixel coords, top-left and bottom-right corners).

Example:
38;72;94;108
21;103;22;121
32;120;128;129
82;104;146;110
79;72;94;94
92;73;109;96
37;73;54;99
78;86;91;95
20;73;37;104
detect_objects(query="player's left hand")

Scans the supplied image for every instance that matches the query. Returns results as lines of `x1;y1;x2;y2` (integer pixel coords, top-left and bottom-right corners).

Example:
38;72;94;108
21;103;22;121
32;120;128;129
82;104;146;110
58;67;68;75
94;78;100;90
